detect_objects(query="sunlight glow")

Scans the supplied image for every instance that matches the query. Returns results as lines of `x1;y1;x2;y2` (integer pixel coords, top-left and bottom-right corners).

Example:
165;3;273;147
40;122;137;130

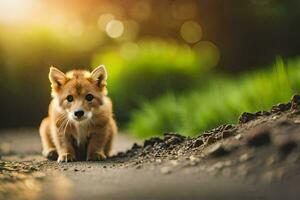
0;0;37;23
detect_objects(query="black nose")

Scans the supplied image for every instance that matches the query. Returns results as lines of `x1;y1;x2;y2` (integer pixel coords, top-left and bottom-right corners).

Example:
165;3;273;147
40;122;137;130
74;110;84;118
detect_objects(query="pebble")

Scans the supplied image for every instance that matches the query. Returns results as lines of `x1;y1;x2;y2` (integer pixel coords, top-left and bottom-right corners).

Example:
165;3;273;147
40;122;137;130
205;136;216;145
135;165;142;169
235;134;242;140
160;166;172;174
294;119;300;123
239;112;256;123
192;138;204;148
246;128;271;147
222;130;233;138
207;143;228;157
239;153;252;162
291;95;300;109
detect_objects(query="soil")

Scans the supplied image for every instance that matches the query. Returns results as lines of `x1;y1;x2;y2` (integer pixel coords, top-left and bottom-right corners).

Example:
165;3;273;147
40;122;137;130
1;95;300;200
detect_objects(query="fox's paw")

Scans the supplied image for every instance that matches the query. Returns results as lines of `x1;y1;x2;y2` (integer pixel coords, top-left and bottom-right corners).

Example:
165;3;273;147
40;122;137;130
57;153;76;163
87;151;107;161
47;150;58;161
43;149;58;161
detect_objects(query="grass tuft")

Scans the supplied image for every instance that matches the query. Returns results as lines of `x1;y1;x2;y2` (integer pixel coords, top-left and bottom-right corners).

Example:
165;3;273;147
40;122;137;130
128;57;300;138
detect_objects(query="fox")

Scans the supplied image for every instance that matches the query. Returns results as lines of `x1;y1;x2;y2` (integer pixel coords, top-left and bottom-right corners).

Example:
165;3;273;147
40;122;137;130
39;65;117;163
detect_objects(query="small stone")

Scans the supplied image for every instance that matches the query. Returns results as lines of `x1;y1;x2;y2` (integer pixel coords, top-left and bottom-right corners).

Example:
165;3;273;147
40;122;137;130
222;130;233;139
192;138;204;148
135;165;142;169
205;136;216;145
294;119;300;123
235;134;242;140
143;137;163;148
239;153;252;162
74;168;79;172
239;112;256;123
132;143;142;149
160;166;172;174
291;95;300;109
262;111;271;116
271;103;291;113
211;161;225;170
246;128;271;147
207;143;229;157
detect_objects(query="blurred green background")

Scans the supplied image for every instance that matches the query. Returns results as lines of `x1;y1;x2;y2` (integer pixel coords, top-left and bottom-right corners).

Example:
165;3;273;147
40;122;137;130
0;0;300;138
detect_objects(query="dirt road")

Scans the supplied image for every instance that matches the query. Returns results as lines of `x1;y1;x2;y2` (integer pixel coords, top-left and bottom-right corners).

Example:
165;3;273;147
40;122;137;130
1;95;300;200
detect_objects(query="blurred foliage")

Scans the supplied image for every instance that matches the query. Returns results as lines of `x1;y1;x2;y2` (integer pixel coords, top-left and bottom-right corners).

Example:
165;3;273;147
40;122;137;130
92;40;216;123
128;58;300;138
0;0;300;129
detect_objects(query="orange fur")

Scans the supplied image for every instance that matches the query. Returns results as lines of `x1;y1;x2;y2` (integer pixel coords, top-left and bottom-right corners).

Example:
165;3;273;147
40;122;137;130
39;65;117;162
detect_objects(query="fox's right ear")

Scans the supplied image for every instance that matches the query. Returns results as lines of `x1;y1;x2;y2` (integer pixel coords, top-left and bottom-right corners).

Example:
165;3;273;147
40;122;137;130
49;66;67;87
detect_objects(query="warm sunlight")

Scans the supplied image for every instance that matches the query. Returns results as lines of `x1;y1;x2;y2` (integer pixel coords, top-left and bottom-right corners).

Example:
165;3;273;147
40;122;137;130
0;0;38;23
0;1;300;199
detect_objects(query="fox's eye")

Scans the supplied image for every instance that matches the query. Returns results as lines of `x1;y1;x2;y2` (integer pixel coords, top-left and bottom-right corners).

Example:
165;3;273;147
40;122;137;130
86;94;94;102
66;95;73;102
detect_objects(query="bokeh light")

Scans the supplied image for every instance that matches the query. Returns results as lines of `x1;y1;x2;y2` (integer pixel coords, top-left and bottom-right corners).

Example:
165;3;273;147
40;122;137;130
97;13;115;31
193;41;220;69
180;21;202;43
106;20;124;38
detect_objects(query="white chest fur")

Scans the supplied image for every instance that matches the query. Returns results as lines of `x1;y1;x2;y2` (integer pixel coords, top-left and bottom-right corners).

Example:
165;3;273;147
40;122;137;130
74;122;90;146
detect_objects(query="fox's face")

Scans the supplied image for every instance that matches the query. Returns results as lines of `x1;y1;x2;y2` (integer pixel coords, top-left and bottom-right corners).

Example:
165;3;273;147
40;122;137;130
49;65;108;123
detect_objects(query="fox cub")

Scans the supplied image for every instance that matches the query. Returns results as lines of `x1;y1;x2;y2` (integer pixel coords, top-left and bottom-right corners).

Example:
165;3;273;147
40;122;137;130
39;65;117;162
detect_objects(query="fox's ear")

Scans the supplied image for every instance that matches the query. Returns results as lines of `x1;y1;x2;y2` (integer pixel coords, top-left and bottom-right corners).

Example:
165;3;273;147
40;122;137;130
91;65;107;87
49;66;67;87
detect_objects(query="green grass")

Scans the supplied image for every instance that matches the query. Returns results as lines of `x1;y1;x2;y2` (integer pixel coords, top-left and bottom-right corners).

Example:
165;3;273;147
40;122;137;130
92;40;217;123
128;58;300;138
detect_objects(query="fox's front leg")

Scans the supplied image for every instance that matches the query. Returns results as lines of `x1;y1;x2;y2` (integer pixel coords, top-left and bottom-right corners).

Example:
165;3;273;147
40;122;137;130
87;130;108;161
54;132;76;163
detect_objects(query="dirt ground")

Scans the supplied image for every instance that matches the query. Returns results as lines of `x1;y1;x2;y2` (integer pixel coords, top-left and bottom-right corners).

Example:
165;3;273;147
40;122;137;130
1;95;300;200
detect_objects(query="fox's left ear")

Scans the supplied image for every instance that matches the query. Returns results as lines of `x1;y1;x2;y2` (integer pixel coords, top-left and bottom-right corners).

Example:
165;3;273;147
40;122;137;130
49;66;67;88
91;65;107;87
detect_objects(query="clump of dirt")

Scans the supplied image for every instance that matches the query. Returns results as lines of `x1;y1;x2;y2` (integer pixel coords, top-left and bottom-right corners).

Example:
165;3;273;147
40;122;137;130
109;95;300;183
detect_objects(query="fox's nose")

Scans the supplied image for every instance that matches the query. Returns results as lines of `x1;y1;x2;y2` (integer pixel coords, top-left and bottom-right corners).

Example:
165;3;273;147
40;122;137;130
74;110;85;119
